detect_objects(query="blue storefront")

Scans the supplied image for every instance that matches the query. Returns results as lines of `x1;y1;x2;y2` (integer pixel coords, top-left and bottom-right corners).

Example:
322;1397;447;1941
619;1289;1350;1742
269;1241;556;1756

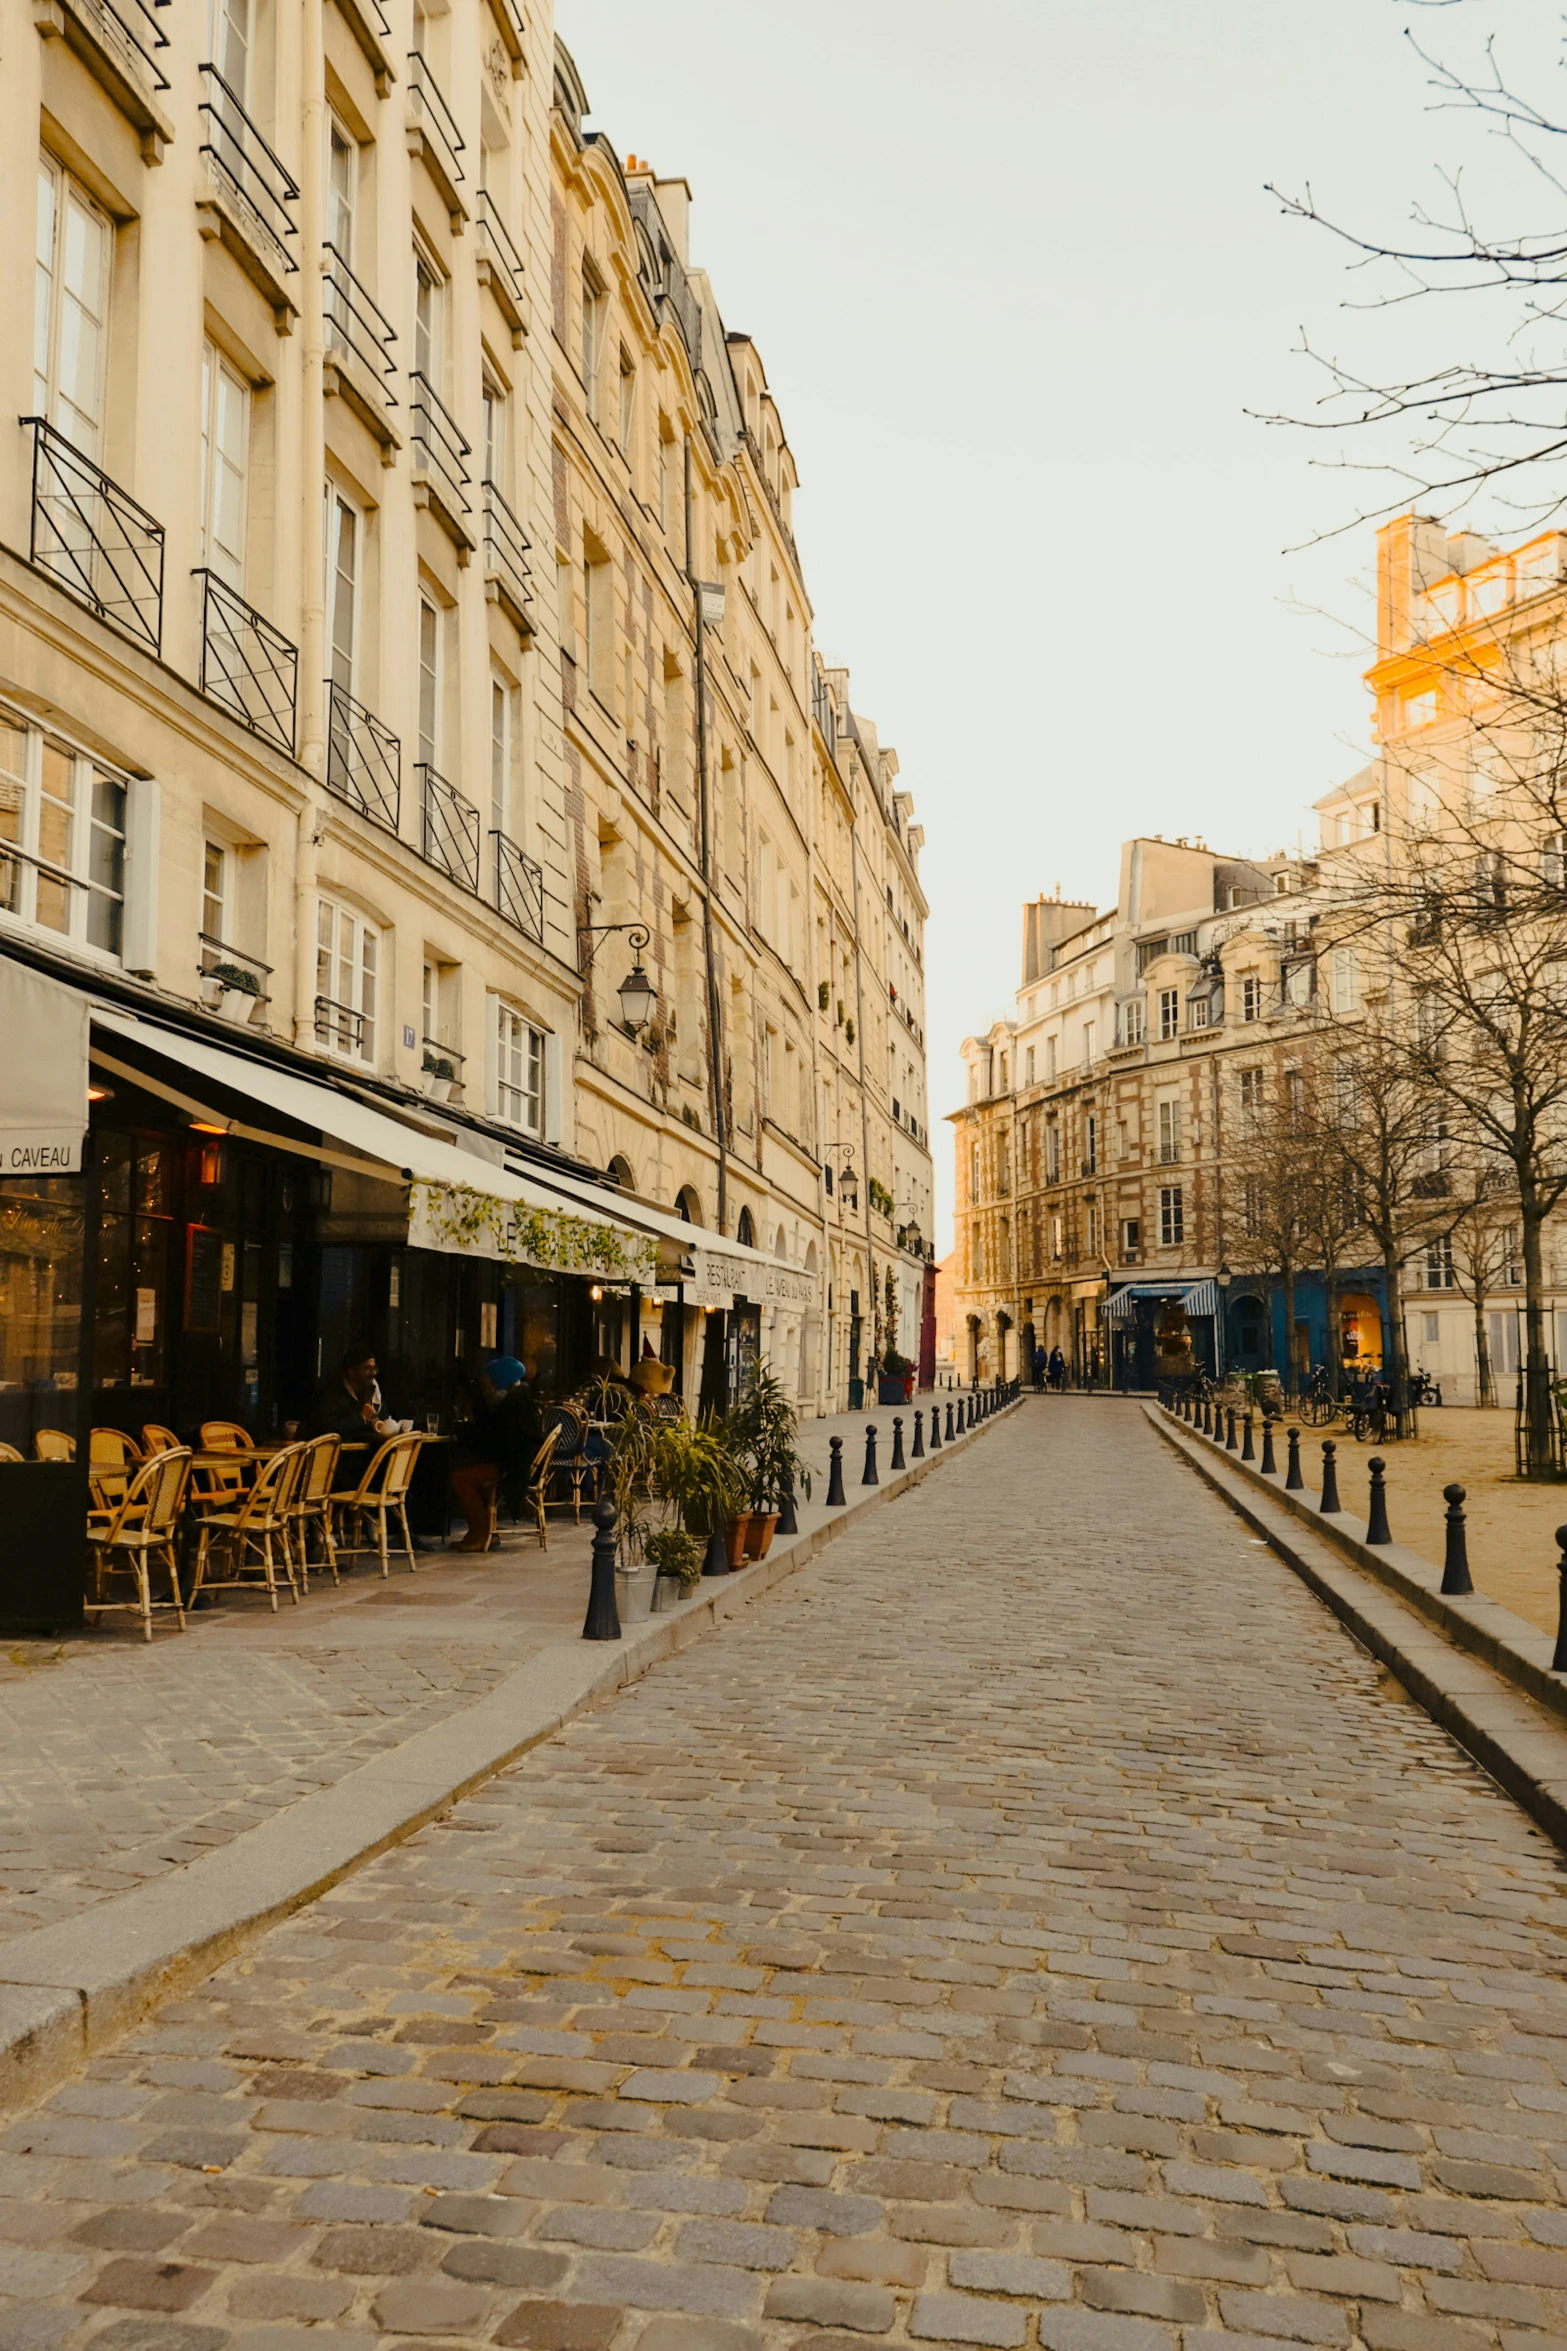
1223;1268;1390;1383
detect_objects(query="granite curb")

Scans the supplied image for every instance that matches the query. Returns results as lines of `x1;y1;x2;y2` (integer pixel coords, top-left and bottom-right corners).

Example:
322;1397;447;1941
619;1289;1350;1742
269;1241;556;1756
1145;1398;1567;1856
0;1394;1023;2117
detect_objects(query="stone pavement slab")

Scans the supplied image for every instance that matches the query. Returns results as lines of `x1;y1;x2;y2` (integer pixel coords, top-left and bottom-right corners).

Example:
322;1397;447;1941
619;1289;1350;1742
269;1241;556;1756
2;1398;1566;2349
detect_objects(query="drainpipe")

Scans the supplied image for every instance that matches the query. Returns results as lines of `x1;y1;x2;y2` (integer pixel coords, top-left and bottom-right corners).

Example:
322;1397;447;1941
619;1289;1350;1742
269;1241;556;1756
293;0;327;1044
685;436;727;1236
846;745;875;1373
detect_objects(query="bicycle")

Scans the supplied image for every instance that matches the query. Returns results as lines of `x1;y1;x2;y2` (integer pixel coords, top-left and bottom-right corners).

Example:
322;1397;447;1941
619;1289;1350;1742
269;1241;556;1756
1343;1389;1391;1444
1297;1366;1340;1427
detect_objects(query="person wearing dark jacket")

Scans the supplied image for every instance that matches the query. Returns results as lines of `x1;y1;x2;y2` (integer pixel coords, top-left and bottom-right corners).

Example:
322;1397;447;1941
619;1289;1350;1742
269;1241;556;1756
449;1357;541;1551
313;1347;402;1445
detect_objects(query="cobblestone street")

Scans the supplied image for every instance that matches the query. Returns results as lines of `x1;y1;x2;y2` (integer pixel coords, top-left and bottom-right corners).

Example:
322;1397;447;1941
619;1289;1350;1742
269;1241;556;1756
5;1395;1567;2351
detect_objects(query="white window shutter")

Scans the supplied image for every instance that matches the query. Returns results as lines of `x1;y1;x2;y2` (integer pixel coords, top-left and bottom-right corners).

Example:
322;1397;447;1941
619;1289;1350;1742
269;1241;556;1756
121;774;160;974
484;991;499;1117
543;1028;563;1144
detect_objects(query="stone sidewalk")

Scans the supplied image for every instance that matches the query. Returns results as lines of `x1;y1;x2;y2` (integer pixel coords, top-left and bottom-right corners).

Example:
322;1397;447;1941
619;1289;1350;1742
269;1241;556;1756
4;1397;1567;2349
0;1399;981;1943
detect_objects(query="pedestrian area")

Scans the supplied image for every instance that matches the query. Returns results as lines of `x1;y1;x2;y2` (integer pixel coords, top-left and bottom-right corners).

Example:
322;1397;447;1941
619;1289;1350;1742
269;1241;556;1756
6;1397;1567;2351
0;1405;940;1942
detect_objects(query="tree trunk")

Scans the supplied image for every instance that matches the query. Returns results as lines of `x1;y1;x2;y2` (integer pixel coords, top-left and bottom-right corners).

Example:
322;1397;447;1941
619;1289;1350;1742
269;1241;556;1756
1324;1256;1341;1402
1474;1294;1494;1408
1521;1203;1555;1477
1381;1237;1409;1437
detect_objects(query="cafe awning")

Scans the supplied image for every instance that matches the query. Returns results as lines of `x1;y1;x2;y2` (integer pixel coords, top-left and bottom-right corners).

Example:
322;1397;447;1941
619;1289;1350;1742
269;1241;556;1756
1106;1279;1219;1324
0;955;89;1174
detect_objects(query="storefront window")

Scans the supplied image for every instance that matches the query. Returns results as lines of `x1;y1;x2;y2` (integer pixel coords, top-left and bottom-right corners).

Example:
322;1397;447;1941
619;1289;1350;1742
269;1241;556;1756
0;1178;84;1445
96;1131;175;1388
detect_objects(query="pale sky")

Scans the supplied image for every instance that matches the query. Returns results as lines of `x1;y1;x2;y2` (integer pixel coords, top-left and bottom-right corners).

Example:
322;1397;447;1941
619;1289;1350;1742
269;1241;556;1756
559;0;1557;1251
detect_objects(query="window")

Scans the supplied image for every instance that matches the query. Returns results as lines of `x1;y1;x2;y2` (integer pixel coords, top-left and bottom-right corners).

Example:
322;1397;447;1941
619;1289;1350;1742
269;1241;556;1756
1504;1226;1523;1287
482;379;506;491
1024;1045;1035;1085
1081;1022;1095;1068
490;675;510;842
1050;1214;1063;1261
413;248;442;382
418;599;440;766
202;841;229;950
1282;959;1314;1009
1189;992;1209;1029
1084;1114;1097;1176
581;268;602;419
1122;1218;1140;1261
618;349;636;455
657;422;672;532
494;1000;544;1134
1045;1035;1057;1081
327;115;356;262
1122;996;1145;1046
1085;1203;1098;1257
1158;1098;1181;1164
1044;1125;1060;1183
314;896;378;1063
1424;1237;1456;1291
35;157;110;458
583;548;612;699
1158;987;1179;1041
1423;1313;1441;1345
209;0;251;96
1238;1068;1263;1125
1159;1186;1184;1248
970;1140;980;1199
0;705;125;956
1544;833;1567;891
1171;931;1197;957
200;343;249;586
1330;948;1360;1014
1285;1066;1304;1114
1241;974;1261;1023
325;485;359;693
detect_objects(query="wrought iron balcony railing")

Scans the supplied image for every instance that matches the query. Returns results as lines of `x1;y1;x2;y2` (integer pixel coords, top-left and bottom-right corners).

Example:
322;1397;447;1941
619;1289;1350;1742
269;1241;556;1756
197;64;299;269
72;0;170;95
325;679;401;834
195;569;298;753
410;372;471;523
21;416;164;653
482;477;531;627
313;995;366;1055
406;51;465;200
492;829;543;944
323;243;397;404
419;763;479;892
475;188;524;316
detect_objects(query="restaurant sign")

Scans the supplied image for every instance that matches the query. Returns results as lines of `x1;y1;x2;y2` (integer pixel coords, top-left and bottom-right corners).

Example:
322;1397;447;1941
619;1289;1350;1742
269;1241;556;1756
1;958;89;1175
685;1247;817;1313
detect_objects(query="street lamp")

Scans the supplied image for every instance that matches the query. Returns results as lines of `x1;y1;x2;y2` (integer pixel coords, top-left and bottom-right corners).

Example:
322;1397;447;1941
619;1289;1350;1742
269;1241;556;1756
579;919;654;1034
1216;1261;1232;1381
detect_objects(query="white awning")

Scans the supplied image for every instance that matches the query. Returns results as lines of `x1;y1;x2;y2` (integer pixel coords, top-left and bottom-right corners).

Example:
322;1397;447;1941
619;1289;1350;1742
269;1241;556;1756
0;955;89;1174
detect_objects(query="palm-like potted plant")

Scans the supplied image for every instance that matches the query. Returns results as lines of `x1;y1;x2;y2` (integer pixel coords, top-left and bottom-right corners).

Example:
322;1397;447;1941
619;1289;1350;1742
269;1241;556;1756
726;1368;811;1562
877;1348;915;1405
653;1415;746;1580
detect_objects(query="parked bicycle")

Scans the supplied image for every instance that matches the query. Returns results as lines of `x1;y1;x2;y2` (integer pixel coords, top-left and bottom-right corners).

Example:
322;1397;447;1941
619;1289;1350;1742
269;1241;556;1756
1298;1366;1339;1426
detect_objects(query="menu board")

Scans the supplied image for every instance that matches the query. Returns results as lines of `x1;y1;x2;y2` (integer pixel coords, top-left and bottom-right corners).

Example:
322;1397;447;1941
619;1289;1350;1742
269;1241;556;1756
184;1226;224;1333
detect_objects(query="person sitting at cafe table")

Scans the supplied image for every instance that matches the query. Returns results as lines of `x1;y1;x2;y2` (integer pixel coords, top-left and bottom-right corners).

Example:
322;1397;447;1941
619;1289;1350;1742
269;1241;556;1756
448;1356;541;1552
314;1346;407;1445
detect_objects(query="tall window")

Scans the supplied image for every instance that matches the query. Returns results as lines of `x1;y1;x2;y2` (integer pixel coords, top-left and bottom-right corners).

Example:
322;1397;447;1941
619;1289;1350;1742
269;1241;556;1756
490;676;509;842
1158;1099;1180;1162
1330;948;1360;1014
1241;974;1261;1022
35;158;110;457
494;1001;544;1134
1084;1114;1097;1175
1024;1045;1035;1085
201;840;230;962
618;349;636;455
1425;1237;1456;1291
1158;987;1179;1041
1081;1022;1094;1067
0;703;125;956
581;269;602;419
208;0;251;96
327;117;356;261
970;1139;980;1199
482;380;505;490
413;249;442;382
1045;1035;1057;1081
1159;1186;1184;1248
417;599;440;766
1122;996;1145;1046
1238;1067;1263;1125
325;485;359;694
314;896;378;1063
1045;1125;1059;1182
200;343;249;586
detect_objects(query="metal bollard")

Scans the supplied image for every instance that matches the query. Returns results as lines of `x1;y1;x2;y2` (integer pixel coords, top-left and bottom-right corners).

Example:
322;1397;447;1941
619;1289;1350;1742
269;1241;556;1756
581;1497;622;1641
1241;1411;1255;1463
1285;1427;1304;1490
1183;1390;1193;1424
1260;1416;1277;1476
890;1416;906;1470
1365;1456;1391;1546
911;1408;925;1459
1553;1529;1567;1671
967;1393;976;1428
862;1424;879;1485
1319;1439;1342;1514
946;1400;955;1441
931;1404;943;1449
1440;1482;1472;1595
825;1436;846;1508
776;1476;798;1537
703;1527;730;1577
1225;1406;1238;1452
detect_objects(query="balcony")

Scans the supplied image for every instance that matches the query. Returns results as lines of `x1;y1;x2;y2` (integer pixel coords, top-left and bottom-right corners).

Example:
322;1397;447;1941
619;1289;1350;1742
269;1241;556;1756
196;65;300;324
420;764;479;893
323;245;399;452
482;478;532;633
410;373;473;556
325;680;401;834
406;52;466;231
475;189;526;345
21;416;164;654
333;0;395;94
195;570;297;754
314;996;366;1057
492;831;544;944
482;0;525;76
32;0;173;161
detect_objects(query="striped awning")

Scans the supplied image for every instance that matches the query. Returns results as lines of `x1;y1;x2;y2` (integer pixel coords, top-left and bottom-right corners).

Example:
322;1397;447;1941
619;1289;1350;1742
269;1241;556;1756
1107;1278;1220;1324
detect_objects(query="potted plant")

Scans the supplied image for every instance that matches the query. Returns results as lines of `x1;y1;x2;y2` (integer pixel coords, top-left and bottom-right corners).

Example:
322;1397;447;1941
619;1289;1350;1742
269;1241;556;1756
422;1049;458;1103
726;1368;811;1562
644;1526;702;1612
653;1415;746;1577
878;1348;915;1405
206;962;262;1024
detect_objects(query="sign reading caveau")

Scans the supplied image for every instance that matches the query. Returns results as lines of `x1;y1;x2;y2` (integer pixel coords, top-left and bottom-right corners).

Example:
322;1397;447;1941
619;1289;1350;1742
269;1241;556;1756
2;1134;84;1173
1;958;90;1178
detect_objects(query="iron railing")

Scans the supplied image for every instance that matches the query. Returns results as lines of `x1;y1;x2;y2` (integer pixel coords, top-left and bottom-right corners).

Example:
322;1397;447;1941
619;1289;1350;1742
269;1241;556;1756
199;933;272;1014
475;187;524;310
406;52;465;192
21;416;165;653
74;0;170;94
492;829;544;943
325;679;401;833
195;569;298;753
323;244;397;402
419;763;479;892
483;477;531;618
197;64;299;268
313;995;366;1055
410;371;471;524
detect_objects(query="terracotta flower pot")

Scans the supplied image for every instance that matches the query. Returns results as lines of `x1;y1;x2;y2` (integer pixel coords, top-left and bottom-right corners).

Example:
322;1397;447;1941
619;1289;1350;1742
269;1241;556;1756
725;1515;752;1568
744;1511;779;1561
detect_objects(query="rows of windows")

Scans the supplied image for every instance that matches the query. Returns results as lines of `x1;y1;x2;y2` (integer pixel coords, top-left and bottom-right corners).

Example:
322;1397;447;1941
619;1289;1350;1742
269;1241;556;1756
0;704;126;958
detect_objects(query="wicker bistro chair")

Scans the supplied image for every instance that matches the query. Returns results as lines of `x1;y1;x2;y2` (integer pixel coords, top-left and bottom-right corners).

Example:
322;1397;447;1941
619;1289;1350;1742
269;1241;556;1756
199;1421;253;1452
87;1448;193;1641
141;1424;180;1454
285;1433;342;1591
190;1442;307;1612
0;1443;22;1464
34;1429;74;1461
330;1433;422;1578
542;1403;593;1521
517;1424;562;1551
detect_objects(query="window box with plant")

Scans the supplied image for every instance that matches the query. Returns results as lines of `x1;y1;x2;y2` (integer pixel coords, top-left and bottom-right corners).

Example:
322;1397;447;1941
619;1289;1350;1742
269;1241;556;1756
202;961;265;1024
421;1048;459;1102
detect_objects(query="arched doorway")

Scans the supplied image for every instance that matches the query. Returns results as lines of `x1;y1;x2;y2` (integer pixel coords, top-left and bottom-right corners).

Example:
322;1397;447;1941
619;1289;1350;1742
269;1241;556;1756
1228;1291;1267;1374
735;1205;755;1247
606;1154;634;1191
1339;1291;1384;1372
675;1185;701;1225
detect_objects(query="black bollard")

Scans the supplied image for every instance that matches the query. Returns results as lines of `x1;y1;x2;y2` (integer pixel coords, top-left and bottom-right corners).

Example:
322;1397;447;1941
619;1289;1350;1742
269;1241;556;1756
1285;1426;1304;1490
862;1424;879;1485
702;1529;730;1577
1260;1416;1277;1476
582;1497;622;1640
1553;1529;1567;1671
1366;1456;1391;1546
776;1476;798;1537
825;1436;846;1508
1183;1390;1193;1424
1241;1411;1255;1463
891;1416;906;1470
931;1404;943;1450
1204;1396;1215;1437
911;1409;925;1459
946;1400;955;1441
1319;1439;1342;1514
967;1393;976;1428
1440;1482;1473;1595
1225;1406;1238;1452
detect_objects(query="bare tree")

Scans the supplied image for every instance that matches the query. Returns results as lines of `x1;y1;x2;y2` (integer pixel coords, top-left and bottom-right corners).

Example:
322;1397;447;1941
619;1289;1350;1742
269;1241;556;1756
1224;1080;1316;1400
1443;1167;1517;1405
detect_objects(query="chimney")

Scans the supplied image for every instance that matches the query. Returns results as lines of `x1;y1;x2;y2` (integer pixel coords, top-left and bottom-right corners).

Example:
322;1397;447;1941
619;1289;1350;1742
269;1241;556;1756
653;176;692;266
1377;513;1447;657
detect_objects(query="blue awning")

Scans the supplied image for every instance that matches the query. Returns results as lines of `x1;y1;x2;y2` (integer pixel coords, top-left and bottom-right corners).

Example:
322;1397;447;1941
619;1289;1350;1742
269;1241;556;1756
1107;1279;1219;1324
